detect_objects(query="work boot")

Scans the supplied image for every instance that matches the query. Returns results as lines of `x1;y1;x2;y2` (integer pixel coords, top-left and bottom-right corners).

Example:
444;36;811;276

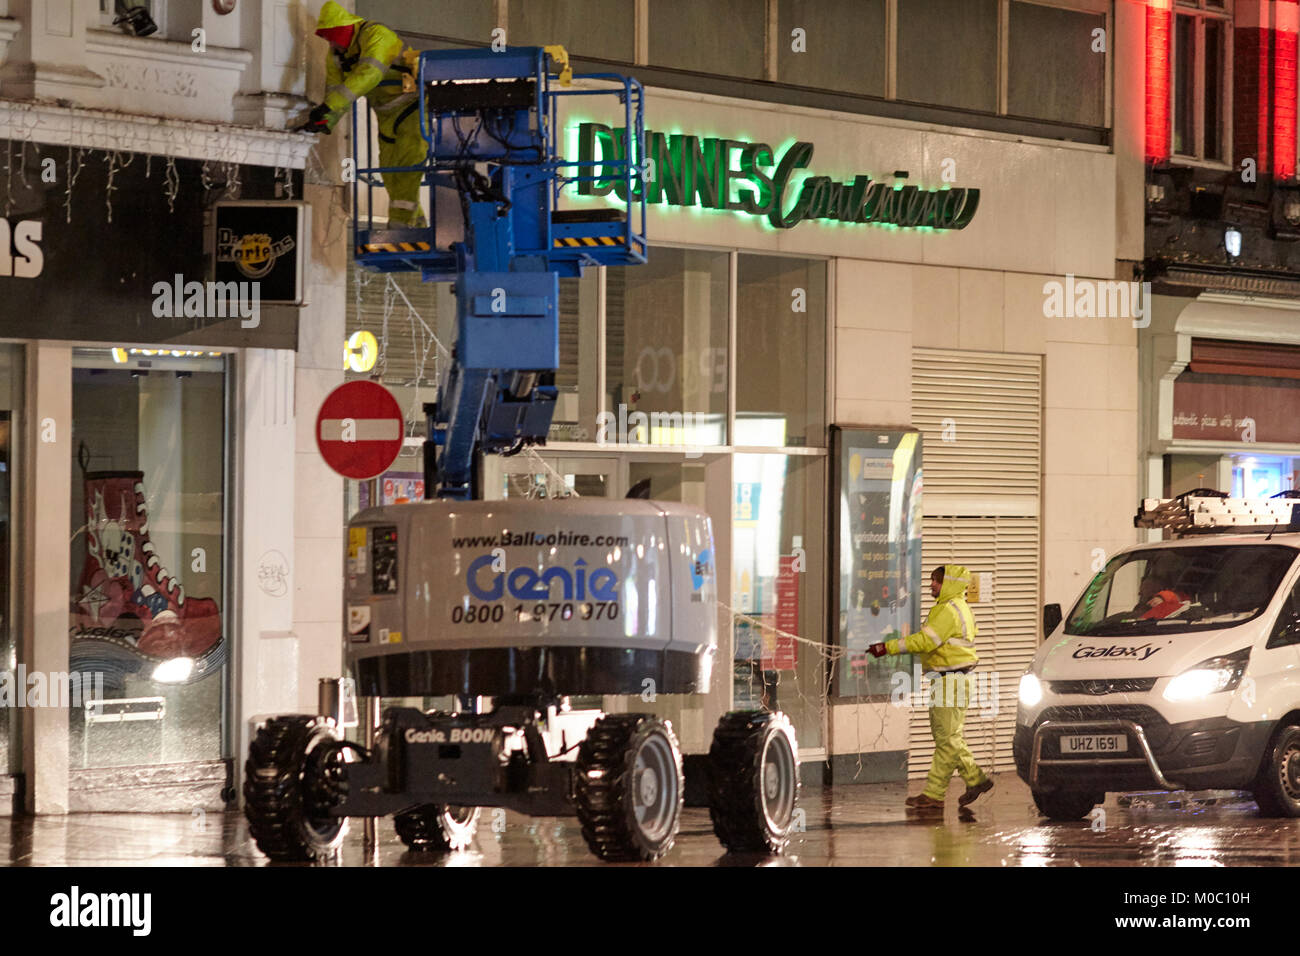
958;777;995;807
904;793;945;810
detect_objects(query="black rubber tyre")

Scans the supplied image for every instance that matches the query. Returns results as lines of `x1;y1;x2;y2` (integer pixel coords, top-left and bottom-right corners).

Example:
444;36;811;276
573;713;684;862
707;710;801;853
394;804;482;852
1032;789;1103;821
244;715;348;862
1251;723;1300;818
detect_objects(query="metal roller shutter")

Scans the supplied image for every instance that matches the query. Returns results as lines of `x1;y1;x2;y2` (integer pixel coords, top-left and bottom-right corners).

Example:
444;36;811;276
908;349;1042;777
912;349;1042;501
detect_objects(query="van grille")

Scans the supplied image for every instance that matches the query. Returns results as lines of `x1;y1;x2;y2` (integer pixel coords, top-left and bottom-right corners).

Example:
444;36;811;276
1036;704;1170;750
1049;678;1158;696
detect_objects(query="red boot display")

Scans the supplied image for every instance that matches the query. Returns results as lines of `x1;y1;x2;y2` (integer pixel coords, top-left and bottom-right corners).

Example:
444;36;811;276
72;471;222;663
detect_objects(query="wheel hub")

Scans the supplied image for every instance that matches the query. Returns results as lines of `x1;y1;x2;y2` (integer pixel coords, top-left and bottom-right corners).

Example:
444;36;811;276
631;732;678;843
764;762;780;800
303;734;350;838
636;768;659;807
1282;744;1300;801
760;732;797;830
446;805;477;827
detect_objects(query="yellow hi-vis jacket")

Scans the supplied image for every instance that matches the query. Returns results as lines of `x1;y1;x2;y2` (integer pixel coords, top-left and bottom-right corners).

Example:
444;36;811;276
884;564;979;673
316;1;414;133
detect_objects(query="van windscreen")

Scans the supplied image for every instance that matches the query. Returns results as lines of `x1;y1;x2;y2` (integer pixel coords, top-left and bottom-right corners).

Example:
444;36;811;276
1065;544;1297;637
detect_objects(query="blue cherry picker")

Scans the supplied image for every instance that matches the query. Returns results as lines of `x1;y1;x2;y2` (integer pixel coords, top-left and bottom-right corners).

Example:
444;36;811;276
243;46;801;863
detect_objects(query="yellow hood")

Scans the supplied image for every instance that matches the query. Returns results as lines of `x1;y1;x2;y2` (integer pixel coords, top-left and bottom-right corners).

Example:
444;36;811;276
316;1;364;32
937;564;971;603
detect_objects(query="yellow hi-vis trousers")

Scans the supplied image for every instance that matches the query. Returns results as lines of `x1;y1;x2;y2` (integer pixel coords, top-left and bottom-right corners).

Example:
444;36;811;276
377;107;427;227
922;672;989;801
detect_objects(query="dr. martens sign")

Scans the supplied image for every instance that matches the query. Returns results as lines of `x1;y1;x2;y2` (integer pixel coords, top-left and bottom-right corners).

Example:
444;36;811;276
211;201;308;304
577;123;980;231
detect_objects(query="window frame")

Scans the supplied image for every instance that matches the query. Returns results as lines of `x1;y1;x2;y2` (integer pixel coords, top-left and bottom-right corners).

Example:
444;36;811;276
1000;0;1113;129
1169;0;1234;168
633;0;1114;131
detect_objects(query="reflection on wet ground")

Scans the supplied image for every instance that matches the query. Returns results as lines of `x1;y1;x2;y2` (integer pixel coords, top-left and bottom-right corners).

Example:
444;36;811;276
3;773;1299;866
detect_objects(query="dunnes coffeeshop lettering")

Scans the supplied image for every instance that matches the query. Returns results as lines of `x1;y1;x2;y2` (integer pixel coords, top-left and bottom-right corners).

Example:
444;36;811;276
577;123;980;231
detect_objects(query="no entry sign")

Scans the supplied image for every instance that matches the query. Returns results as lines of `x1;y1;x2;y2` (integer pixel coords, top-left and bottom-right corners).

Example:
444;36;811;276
316;380;404;480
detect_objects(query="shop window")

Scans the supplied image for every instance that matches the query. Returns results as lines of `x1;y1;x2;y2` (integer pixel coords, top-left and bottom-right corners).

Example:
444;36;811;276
830;428;923;699
736;254;826;448
357;0;497;43
777;0;886;96
649;0;766;79
604;248;729;448
897;0;999;113
1172;1;1230;162
508;0;635;62
1007;2;1106;127
68;349;227;769
733;453;825;749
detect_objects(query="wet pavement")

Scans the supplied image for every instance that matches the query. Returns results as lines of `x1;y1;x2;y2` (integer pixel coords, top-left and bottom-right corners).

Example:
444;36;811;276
4;772;1300;866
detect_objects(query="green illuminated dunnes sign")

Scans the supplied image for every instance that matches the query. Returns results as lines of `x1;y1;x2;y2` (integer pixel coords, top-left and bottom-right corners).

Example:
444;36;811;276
577;122;980;231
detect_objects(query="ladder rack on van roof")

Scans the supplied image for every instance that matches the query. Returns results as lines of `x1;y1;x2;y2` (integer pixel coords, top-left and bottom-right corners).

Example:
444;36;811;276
1135;490;1300;536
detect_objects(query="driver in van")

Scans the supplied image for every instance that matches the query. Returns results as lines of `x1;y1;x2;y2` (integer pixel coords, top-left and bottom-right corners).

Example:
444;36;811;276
1136;560;1191;620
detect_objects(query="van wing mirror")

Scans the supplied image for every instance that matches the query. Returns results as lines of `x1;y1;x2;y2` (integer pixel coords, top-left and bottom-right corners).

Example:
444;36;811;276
1043;603;1062;640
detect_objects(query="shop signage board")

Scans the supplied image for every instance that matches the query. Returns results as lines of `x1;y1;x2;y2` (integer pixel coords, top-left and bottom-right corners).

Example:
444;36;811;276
210;201;309;304
829;426;923;697
0;138;302;349
316;381;404;480
1172;375;1300;445
577;123;980;231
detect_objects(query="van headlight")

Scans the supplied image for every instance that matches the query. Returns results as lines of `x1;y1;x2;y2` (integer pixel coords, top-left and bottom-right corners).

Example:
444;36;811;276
1018;673;1043;707
1162;648;1251;702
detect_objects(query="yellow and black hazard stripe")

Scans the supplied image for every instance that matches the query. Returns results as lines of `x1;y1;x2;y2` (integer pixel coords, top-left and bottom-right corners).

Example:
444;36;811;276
553;236;620;247
357;241;432;254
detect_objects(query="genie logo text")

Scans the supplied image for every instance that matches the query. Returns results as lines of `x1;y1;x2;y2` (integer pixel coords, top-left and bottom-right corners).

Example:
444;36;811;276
466;554;619;602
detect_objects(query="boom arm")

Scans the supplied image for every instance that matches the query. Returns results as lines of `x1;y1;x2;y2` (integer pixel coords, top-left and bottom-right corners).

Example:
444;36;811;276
349;46;646;500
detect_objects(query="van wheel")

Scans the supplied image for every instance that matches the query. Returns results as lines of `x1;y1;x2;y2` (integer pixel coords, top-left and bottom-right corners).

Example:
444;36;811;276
1032;789;1102;821
1251;724;1300;818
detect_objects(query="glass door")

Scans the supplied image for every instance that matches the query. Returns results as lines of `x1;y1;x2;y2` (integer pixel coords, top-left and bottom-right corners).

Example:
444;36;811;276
68;348;228;770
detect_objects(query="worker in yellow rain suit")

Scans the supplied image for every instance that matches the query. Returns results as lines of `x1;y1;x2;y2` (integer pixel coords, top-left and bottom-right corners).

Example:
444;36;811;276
868;564;993;810
301;1;427;227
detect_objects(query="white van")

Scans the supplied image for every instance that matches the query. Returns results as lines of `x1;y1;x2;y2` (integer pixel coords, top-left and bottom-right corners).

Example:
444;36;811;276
1015;494;1300;820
